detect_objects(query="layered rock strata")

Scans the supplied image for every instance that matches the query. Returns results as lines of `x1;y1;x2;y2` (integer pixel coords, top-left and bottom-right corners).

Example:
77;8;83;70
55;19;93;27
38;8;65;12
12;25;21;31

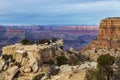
81;17;120;61
0;40;64;80
83;17;120;50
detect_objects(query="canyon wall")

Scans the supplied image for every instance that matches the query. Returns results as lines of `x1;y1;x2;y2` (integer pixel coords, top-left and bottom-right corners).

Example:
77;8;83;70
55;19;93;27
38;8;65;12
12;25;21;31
83;17;120;50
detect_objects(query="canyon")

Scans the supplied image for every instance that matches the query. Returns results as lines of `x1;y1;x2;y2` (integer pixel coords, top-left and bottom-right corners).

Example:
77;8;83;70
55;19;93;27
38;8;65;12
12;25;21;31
0;25;98;53
1;17;120;80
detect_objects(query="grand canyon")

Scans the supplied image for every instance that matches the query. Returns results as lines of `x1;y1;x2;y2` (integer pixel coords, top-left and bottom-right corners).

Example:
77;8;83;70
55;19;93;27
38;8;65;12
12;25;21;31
0;17;120;80
0;25;98;53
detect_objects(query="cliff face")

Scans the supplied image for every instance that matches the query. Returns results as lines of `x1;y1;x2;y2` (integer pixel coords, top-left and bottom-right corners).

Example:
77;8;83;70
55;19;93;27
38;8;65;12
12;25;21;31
0;40;64;80
83;17;120;50
98;17;120;39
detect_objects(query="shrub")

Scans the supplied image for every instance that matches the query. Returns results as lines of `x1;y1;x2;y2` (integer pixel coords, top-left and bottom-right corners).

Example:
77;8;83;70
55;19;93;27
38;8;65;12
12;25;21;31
14;62;21;67
33;73;45;80
60;46;63;50
2;54;13;61
97;54;115;67
86;68;107;80
86;54;115;80
51;37;57;42
69;54;78;66
21;39;32;45
38;39;50;44
56;56;69;66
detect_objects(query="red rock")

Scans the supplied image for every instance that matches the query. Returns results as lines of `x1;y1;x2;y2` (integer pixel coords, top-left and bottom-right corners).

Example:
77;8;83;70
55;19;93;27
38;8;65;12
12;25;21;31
82;17;120;51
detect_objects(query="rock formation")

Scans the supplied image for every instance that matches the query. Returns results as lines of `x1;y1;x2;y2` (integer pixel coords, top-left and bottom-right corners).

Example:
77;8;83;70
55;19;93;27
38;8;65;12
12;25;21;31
85;17;120;50
81;17;120;61
0;38;98;80
0;39;64;80
0;39;94;80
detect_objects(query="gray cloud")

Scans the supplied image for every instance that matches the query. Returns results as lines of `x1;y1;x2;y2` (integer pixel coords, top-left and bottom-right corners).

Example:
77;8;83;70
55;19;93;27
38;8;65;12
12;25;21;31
0;0;120;25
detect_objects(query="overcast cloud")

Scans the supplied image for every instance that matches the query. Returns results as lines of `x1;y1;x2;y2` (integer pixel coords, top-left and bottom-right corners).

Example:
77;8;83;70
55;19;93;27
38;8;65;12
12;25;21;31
0;0;120;25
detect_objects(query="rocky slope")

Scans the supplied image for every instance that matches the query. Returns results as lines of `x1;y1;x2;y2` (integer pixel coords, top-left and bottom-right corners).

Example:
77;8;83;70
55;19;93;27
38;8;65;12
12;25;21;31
0;39;97;80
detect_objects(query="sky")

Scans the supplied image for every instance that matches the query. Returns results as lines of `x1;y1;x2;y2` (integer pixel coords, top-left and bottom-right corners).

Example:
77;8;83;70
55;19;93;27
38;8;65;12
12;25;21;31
0;0;120;25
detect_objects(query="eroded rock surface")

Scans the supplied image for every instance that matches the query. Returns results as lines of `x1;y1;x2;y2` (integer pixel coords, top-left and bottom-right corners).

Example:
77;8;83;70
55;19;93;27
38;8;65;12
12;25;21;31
83;17;120;50
81;17;120;61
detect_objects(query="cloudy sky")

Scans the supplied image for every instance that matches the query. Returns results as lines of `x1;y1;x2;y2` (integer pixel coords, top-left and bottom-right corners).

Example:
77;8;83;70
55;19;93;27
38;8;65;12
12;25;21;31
0;0;120;25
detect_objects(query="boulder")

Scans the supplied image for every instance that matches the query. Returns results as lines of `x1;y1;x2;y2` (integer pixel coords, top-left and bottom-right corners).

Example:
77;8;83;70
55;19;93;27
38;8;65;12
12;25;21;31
5;66;19;80
0;39;65;79
13;52;23;63
55;48;63;56
41;48;54;62
0;59;5;71
31;62;38;73
23;66;31;73
21;58;29;66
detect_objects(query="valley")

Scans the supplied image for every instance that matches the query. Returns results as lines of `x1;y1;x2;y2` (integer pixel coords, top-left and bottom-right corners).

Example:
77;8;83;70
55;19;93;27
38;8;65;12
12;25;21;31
0;25;98;53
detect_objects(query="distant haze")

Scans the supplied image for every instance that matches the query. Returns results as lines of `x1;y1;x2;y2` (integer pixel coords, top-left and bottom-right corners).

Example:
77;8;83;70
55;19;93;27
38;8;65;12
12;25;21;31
0;0;120;25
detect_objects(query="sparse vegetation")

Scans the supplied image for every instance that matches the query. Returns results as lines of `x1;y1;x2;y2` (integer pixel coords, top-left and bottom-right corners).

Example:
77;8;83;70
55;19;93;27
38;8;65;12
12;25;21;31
51;37;57;42
56;56;69;66
97;54;115;67
21;39;32;45
38;39;50;44
2;54;15;61
68;54;79;66
60;46;63;50
33;73;45;80
20;38;58;45
86;54;115;80
14;62;21;67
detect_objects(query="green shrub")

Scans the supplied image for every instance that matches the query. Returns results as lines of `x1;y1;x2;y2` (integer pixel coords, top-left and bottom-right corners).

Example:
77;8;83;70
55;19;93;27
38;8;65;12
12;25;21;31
2;54;13;61
86;54;115;80
97;54;115;67
21;39;32;45
51;37;57;42
33;73;45;80
60;46;63;50
69;55;78;66
14;62;21;67
38;39;50;44
56;56;69;66
86;68;107;80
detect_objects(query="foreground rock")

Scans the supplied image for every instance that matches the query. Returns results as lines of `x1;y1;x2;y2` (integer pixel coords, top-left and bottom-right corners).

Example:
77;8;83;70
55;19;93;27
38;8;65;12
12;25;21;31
0;39;64;80
0;66;19;80
0;39;92;80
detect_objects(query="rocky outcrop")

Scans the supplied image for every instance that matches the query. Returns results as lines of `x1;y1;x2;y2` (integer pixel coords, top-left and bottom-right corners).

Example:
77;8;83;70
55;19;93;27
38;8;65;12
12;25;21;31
0;39;64;80
0;66;19;80
0;39;93;80
82;17;120;50
81;17;120;61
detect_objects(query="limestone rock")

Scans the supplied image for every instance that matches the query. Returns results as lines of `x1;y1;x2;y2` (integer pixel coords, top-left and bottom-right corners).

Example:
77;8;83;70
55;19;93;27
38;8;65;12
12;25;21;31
21;58;29;66
0;39;65;79
55;48;63;56
51;65;86;80
23;66;31;73
13;52;23;63
4;66;19;80
2;45;16;55
31;62;38;73
0;59;5;71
